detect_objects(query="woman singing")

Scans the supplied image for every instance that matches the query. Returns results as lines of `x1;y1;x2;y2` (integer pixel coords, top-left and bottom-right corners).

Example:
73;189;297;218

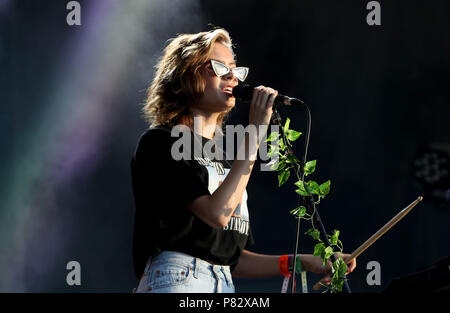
130;28;356;293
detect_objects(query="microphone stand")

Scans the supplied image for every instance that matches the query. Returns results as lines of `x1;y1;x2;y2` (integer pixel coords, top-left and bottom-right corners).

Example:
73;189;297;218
271;106;352;294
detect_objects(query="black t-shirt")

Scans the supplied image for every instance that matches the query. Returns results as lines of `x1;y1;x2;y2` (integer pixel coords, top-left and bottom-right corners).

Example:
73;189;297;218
130;124;254;279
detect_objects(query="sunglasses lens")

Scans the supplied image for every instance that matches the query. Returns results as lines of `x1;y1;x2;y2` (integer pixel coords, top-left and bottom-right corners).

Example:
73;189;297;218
232;67;249;82
211;60;249;82
211;60;229;77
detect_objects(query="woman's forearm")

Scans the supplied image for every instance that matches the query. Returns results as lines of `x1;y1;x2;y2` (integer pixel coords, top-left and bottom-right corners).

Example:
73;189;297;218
188;131;260;228
231;249;282;278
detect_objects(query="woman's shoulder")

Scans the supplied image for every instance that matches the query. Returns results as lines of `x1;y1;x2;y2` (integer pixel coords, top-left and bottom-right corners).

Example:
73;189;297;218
136;123;194;154
134;126;178;163
141;123;194;141
139;124;173;142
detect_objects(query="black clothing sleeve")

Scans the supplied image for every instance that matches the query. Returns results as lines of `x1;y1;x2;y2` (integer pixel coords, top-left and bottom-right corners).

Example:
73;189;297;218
134;128;211;208
131;128;210;278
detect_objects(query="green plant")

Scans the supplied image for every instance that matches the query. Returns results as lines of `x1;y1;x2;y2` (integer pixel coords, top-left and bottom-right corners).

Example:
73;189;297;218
266;118;348;293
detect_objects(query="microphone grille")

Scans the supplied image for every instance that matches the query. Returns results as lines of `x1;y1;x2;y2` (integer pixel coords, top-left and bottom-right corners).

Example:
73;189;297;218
232;84;253;101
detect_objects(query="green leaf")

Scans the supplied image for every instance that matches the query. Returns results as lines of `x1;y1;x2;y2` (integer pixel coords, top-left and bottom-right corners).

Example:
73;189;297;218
331;270;344;291
312;229;321;240
267;144;279;158
338;258;347;277
324;246;334;260
336;239;344;252
319;180;331;197
267;144;274;155
295;180;311;196
332;258;347;279
278;169;290;187
304;160;316;176
265;131;280;142
279;139;286;151
270;161;278;171
286;129;302;141
330;230;340;246
271;160;285;171
290;205;307;218
306;228;320;241
295;189;310;196
283;118;291;132
297;206;307;217
285;152;299;164
305;180;321;195
306;227;321;241
332;259;339;273
313;243;325;257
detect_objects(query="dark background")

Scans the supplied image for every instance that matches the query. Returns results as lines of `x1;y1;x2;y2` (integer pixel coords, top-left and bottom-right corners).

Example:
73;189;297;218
1;0;449;292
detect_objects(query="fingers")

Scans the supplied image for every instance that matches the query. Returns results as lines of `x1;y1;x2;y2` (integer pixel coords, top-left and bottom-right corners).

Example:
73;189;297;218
251;85;278;109
249;85;278;128
313;275;331;290
347;258;357;273
267;89;278;109
312;255;357;291
341;254;356;274
259;87;276;109
251;86;263;108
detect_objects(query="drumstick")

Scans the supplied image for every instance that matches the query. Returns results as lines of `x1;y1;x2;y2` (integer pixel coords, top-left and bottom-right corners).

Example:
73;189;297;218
312;196;423;290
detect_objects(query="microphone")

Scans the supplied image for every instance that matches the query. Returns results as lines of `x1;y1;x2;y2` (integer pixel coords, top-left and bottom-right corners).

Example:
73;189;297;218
232;84;305;107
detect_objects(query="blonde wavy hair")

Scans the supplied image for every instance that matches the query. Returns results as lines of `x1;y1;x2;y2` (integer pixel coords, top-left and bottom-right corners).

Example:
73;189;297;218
143;28;235;129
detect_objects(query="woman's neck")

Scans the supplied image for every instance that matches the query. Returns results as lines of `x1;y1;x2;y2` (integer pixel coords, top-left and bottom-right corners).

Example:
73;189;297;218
190;108;221;140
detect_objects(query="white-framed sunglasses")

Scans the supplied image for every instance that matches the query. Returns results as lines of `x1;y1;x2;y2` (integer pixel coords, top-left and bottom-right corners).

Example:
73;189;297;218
209;59;249;82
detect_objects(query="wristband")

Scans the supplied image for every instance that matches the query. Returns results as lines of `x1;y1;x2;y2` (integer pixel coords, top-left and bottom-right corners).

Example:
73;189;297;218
278;255;291;276
288;254;305;274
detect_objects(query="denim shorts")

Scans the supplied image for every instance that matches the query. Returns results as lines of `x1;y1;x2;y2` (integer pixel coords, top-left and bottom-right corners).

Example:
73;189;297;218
135;251;235;293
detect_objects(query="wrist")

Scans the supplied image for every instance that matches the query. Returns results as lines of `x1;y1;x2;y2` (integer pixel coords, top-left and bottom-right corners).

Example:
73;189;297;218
236;132;259;161
288;255;305;274
278;255;290;276
278;254;305;276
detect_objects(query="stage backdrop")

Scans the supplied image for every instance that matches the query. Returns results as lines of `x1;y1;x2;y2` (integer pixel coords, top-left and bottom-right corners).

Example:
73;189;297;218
1;0;449;292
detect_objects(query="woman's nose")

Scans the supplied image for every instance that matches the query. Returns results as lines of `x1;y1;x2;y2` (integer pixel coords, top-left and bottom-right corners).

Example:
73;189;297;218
223;71;238;83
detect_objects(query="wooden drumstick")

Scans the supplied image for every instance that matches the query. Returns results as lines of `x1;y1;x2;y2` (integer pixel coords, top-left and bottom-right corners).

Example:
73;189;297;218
312;196;423;291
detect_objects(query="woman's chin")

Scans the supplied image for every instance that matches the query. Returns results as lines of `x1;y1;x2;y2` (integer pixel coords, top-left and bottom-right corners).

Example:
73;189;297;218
225;98;236;109
213;100;235;113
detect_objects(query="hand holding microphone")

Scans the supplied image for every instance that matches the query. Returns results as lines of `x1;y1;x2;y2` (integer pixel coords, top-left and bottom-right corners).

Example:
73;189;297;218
248;85;278;128
232;84;306;157
231;85;277;160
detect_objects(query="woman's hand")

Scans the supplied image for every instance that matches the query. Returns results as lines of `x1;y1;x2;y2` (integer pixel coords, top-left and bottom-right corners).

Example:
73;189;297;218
247;86;278;146
248;85;278;127
301;254;357;288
